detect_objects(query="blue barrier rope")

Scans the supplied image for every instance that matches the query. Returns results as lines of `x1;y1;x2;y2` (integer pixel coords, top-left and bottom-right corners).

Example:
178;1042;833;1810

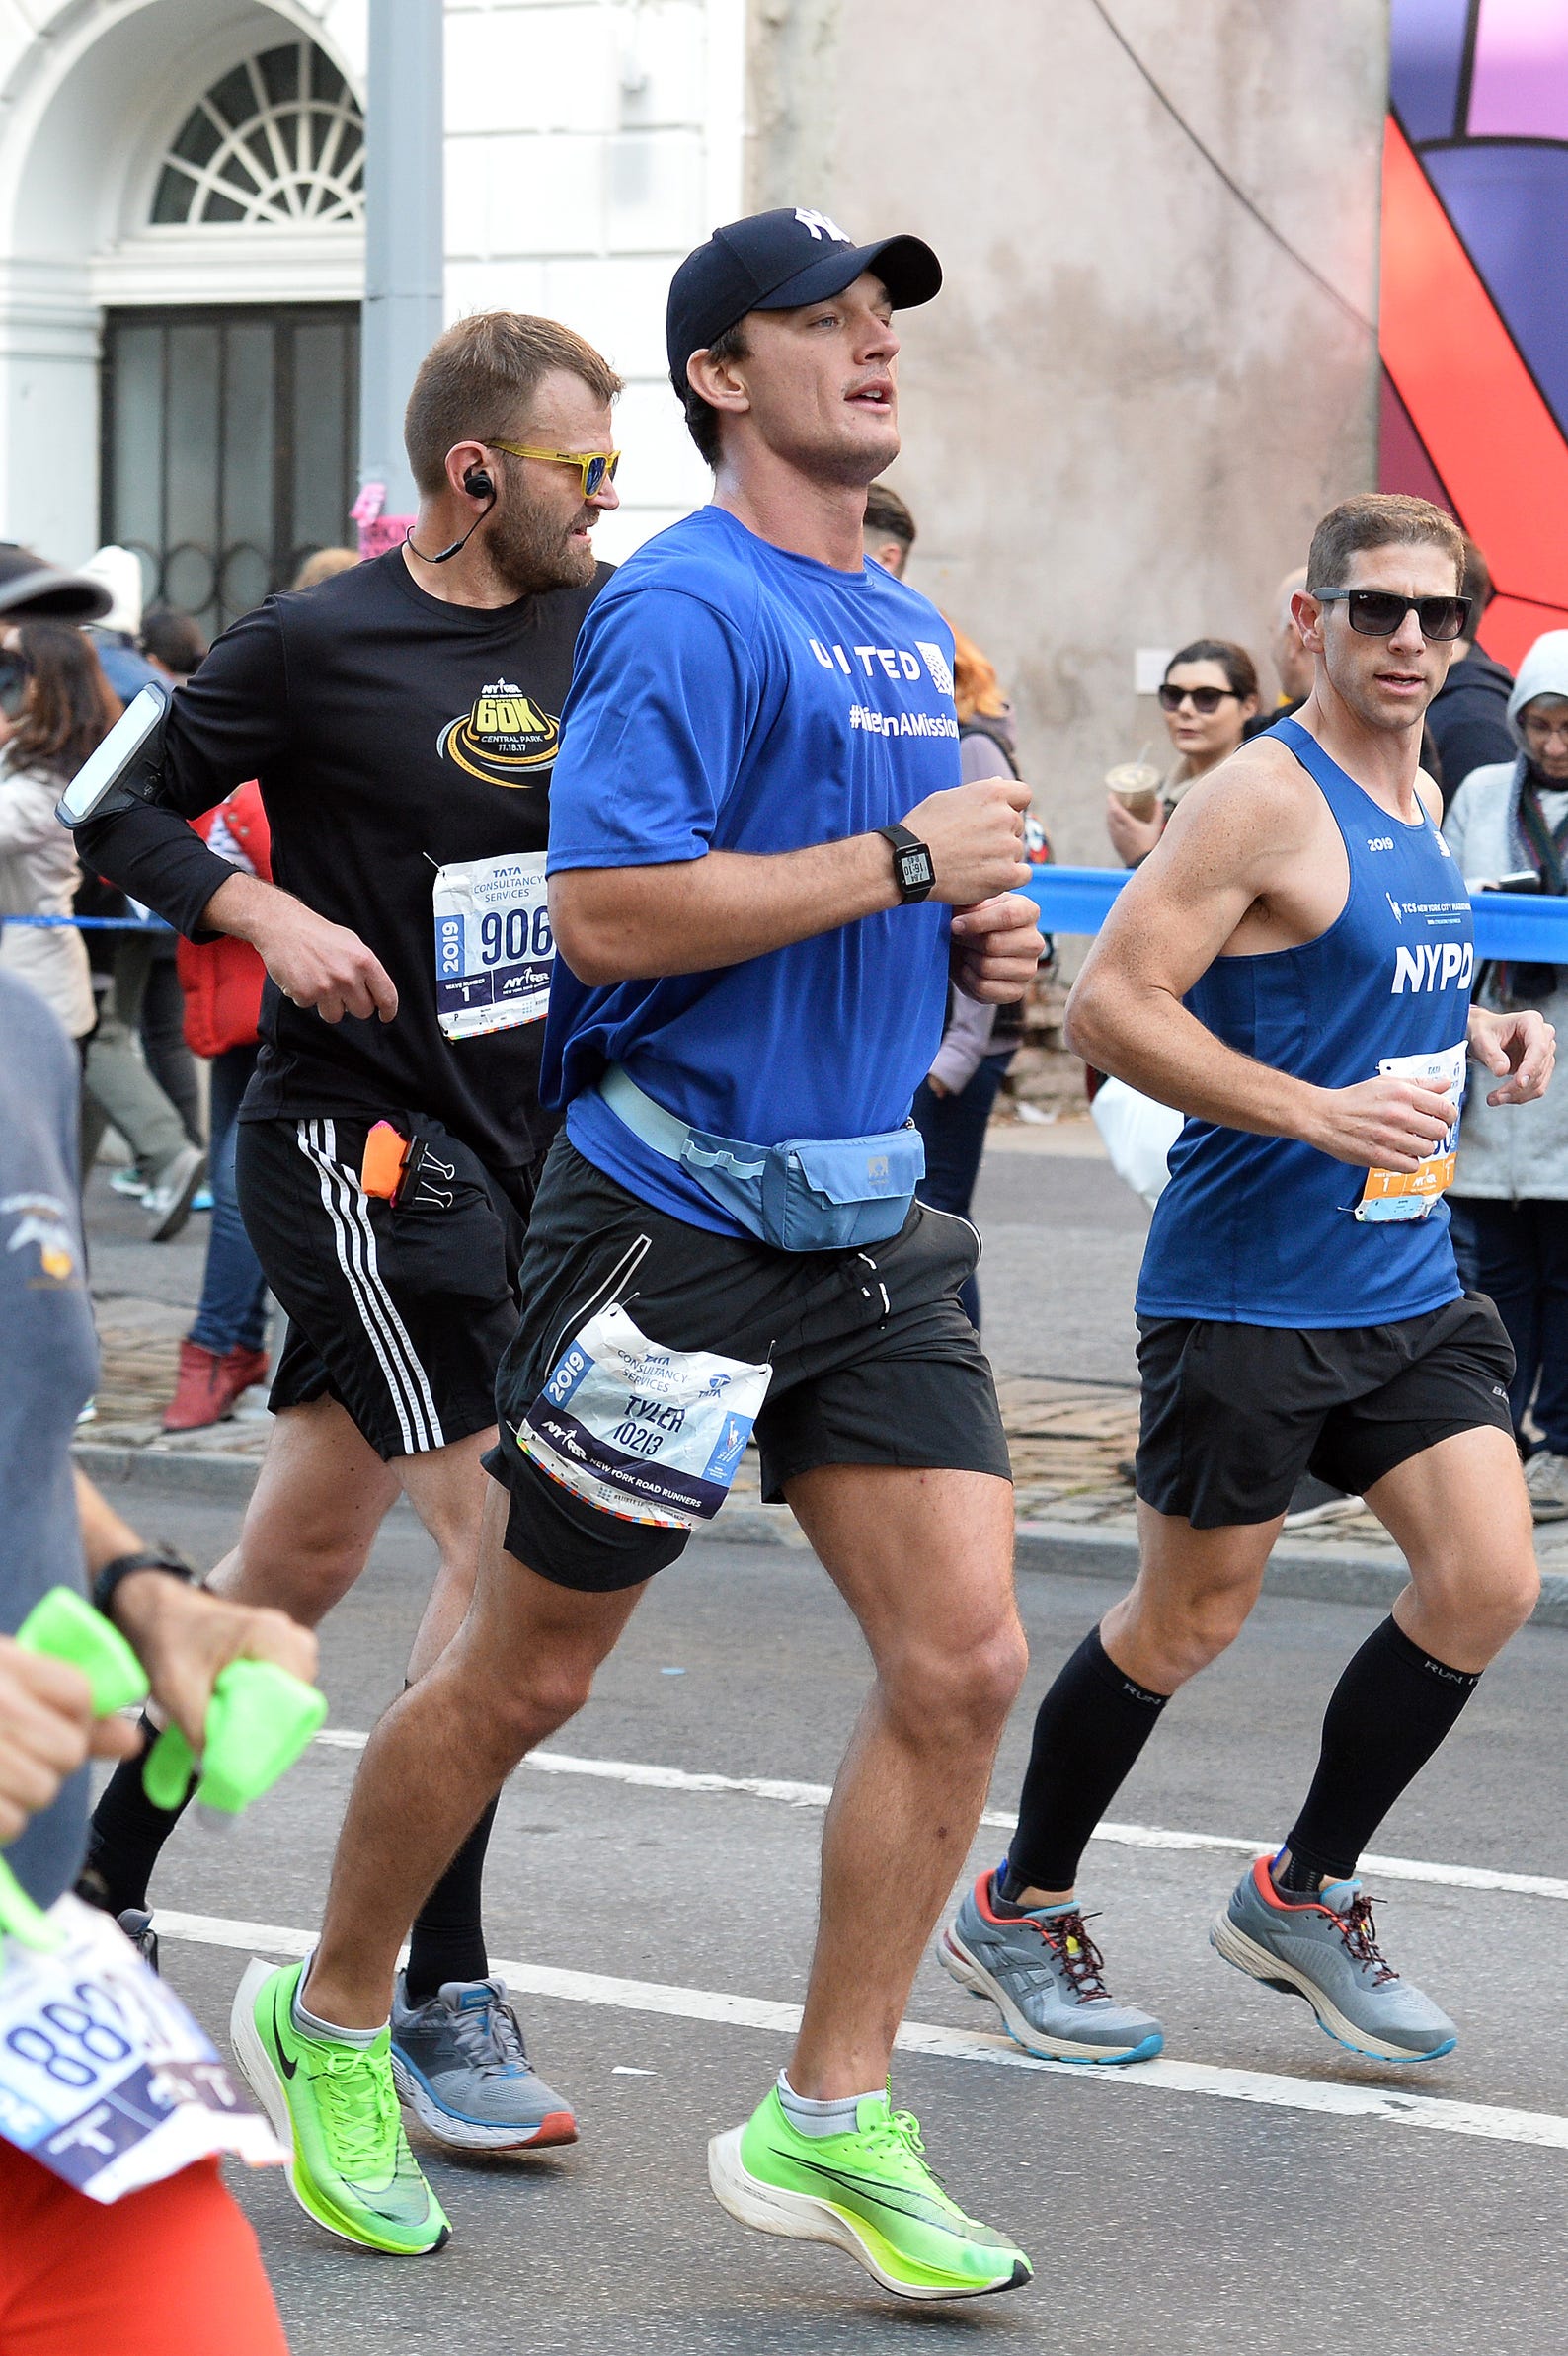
1023;866;1568;959
2;914;169;930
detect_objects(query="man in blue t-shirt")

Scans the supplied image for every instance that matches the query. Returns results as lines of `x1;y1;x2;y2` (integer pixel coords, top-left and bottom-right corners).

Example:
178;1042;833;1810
273;208;1044;2299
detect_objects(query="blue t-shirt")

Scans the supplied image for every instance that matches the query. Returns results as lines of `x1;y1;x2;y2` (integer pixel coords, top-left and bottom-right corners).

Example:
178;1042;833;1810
543;505;964;1232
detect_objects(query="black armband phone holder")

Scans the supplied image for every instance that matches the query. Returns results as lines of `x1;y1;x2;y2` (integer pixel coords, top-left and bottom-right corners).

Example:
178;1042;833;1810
54;682;171;829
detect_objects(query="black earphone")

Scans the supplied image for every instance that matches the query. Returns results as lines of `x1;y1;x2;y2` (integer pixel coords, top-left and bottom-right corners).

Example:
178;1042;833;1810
406;461;498;566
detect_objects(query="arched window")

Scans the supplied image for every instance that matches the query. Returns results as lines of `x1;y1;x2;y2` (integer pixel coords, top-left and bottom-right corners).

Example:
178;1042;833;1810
150;40;363;227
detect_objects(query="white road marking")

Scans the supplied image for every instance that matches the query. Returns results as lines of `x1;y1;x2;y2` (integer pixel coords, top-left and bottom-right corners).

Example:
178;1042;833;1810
159;1906;1568;2154
311;1729;1568;1904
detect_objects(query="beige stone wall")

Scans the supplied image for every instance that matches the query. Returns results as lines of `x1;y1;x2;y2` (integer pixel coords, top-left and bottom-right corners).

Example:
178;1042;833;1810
745;0;1388;867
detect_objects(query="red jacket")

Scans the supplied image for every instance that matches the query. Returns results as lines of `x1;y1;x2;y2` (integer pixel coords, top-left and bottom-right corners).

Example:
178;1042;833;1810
177;784;272;1058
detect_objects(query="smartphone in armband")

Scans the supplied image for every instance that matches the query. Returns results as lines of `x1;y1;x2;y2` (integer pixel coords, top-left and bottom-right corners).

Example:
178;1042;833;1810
54;683;170;829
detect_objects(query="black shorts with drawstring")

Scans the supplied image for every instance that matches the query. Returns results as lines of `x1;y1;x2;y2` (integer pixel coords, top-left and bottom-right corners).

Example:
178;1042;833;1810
482;1138;1012;1593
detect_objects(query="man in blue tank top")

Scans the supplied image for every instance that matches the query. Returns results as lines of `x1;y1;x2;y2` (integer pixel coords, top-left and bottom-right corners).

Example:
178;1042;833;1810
232;209;1045;2300
941;493;1554;2074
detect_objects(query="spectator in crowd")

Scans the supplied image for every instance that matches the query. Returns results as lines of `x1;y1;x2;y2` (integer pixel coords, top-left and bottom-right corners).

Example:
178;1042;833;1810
1243;566;1311;736
864;481;916;579
1427;536;1516;801
127;605;210;1158
162;780;274;1431
141;605;209;682
19;626;209;1236
292;546;359;589
77;545;162;702
0;629;95;1048
1445;626;1568;1522
913;622;1049;1329
1107;637;1258;866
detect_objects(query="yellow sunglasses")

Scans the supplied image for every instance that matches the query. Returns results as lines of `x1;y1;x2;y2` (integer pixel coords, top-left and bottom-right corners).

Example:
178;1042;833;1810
488;440;621;498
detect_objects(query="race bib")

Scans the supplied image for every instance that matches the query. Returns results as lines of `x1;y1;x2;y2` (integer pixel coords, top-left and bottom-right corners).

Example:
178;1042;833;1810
516;1303;772;1530
1357;1040;1467;1223
0;1895;282;2203
432;852;553;1041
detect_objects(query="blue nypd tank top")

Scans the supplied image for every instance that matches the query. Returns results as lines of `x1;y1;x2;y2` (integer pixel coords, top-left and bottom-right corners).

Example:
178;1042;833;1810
1137;716;1473;1329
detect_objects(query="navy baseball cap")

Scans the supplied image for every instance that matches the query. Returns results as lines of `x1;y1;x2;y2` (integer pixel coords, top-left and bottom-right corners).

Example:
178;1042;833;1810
666;206;942;389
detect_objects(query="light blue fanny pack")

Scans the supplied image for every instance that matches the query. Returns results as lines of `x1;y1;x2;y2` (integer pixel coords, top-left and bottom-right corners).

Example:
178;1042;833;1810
598;1063;924;1252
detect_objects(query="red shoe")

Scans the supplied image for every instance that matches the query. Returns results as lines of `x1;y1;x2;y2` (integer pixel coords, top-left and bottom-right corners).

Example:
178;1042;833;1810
162;1340;269;1432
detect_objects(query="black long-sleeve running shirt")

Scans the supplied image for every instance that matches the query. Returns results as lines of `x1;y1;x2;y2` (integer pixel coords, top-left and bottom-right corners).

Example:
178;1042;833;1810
80;549;610;1173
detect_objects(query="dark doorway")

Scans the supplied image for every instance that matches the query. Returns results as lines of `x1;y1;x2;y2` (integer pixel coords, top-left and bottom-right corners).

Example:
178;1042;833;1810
100;303;359;636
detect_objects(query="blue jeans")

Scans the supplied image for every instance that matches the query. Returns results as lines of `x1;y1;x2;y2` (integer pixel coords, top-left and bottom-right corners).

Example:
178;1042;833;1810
1449;1194;1568;1453
911;1051;1013;1330
190;1047;270;1357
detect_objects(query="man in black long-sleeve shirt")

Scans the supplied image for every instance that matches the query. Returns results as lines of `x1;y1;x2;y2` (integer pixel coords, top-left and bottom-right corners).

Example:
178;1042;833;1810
79;310;622;2162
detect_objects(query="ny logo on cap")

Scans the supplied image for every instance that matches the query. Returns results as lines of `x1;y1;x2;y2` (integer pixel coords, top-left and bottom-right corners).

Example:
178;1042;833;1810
795;207;850;244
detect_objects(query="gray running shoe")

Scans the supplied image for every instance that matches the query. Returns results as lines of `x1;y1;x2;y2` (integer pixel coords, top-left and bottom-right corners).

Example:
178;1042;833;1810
389;1973;578;2152
142;1142;206;1242
1526;1450;1568;1524
1211;1858;1456;2062
938;1871;1163;2063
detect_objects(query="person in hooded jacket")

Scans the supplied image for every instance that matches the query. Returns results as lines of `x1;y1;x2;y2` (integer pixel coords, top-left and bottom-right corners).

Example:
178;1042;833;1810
1445;626;1568;1520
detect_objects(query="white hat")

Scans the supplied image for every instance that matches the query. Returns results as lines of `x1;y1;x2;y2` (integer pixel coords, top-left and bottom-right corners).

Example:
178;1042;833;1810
1508;631;1568;742
77;544;144;638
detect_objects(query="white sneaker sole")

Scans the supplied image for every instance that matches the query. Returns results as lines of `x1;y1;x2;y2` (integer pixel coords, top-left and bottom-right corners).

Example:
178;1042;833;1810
229;1956;357;2244
1208;1912;1455;2063
706;2127;1024;2302
388;2049;577;2153
937;1924;1163;2064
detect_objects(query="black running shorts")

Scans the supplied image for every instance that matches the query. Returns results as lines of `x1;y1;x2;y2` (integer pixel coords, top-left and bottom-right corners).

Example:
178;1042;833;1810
483;1139;1012;1593
1135;1292;1516;1530
236;1112;540;1460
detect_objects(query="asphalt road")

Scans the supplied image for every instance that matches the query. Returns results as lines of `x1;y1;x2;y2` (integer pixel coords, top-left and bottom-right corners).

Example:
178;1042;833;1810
101;1480;1568;2356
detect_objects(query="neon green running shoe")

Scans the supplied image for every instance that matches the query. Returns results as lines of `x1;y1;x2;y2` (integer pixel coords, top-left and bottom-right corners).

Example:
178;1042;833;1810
230;1958;451;2255
708;2084;1031;2301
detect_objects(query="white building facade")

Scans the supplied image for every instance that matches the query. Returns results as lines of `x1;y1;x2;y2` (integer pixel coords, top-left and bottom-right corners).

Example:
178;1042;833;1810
0;0;744;630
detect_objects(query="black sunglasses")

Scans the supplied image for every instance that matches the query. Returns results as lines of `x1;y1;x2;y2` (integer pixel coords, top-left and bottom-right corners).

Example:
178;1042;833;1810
1158;683;1239;714
1313;589;1472;642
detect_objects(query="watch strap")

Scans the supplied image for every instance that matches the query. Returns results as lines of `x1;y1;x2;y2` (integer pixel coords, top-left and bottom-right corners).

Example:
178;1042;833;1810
92;1549;196;1622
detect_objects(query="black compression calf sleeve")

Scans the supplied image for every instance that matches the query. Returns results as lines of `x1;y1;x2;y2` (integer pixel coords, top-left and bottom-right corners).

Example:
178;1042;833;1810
1004;1627;1171;1895
1285;1615;1482;1884
79;1714;196;1914
404;1795;500;2005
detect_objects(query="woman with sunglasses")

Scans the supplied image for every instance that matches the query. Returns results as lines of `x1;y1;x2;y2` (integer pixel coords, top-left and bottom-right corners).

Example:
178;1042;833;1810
1106;638;1259;868
0;626;105;1048
1445;627;1568;1524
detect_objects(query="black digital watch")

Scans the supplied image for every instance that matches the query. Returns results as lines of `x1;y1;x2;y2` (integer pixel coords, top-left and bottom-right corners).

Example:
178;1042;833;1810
877;823;936;904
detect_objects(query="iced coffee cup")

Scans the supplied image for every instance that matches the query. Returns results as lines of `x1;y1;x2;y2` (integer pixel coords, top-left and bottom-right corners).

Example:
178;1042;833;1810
1105;760;1161;824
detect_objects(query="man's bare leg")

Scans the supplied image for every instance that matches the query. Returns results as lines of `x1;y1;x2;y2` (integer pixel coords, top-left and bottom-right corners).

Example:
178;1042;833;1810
1363;1423;1538;1669
781;1465;1026;2098
303;1482;645;2029
205;1397;400;1626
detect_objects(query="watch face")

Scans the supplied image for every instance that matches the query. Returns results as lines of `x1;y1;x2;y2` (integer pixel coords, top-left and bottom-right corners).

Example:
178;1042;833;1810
900;848;935;891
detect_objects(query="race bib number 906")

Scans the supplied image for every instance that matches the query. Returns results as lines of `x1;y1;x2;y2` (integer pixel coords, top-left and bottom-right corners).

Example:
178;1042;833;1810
433;851;552;1041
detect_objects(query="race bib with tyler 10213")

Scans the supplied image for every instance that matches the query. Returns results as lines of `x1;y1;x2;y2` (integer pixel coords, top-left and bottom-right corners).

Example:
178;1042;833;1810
517;1303;773;1529
432;851;553;1042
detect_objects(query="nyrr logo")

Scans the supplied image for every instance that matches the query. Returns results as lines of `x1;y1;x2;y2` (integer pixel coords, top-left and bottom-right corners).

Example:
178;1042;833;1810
437;680;560;786
1392;940;1474;993
795;207;850;244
